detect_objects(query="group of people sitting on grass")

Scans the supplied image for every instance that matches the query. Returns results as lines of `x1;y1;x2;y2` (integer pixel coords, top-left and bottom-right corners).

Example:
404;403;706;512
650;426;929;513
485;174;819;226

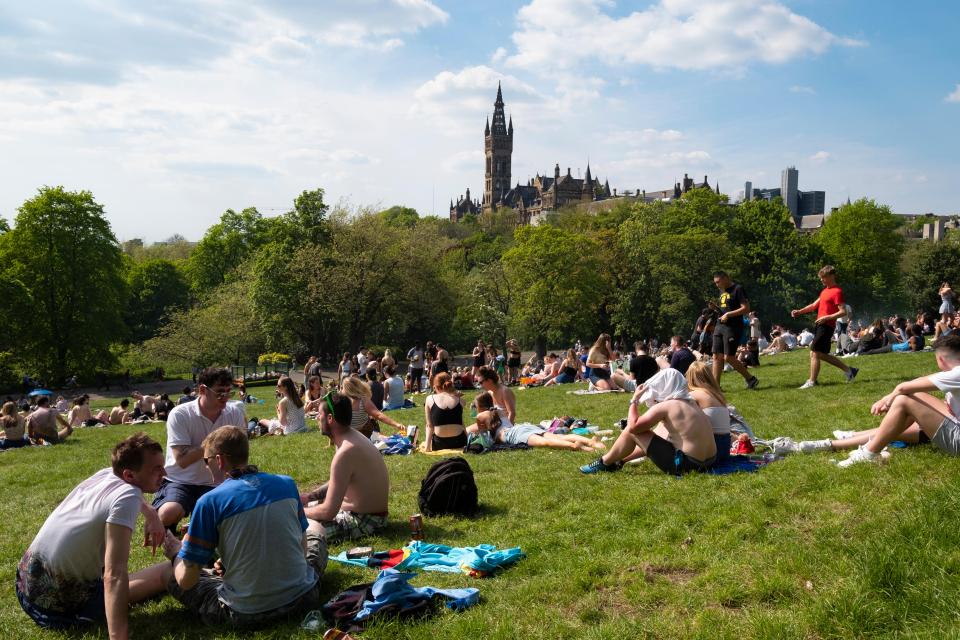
18;366;392;636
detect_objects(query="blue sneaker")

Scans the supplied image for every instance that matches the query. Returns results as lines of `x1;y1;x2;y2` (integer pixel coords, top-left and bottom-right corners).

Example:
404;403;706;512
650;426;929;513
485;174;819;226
580;458;619;474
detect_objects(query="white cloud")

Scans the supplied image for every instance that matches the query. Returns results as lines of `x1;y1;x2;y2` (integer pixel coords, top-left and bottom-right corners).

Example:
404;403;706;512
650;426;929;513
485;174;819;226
443;150;484;173
491;47;507;64
810;150;831;163
506;0;865;73
608;128;684;144
790;85;816;95
946;84;960;103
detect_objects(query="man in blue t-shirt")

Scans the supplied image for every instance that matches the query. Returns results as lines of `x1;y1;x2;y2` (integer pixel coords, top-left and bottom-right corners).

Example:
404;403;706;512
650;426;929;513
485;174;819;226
162;426;326;626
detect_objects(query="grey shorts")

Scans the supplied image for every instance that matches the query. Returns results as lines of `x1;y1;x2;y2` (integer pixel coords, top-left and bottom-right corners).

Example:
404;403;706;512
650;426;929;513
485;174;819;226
932;417;960;455
623;379;638;393
498;423;546;445
167;530;327;627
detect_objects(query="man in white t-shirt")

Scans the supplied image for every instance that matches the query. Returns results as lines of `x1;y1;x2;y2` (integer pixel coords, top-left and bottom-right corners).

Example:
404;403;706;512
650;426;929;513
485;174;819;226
17;433;171;636
356;349;369;377
152;367;245;530
781;329;798;350
836;334;960;467
797;328;815;347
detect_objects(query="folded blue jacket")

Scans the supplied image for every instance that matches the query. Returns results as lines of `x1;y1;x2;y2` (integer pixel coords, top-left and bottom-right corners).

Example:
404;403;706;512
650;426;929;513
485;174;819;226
354;569;479;621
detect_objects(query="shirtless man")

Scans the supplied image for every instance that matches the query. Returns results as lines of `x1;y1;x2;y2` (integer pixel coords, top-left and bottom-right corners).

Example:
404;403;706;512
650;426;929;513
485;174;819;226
26;396;73;443
476;366;516;424
109;399;132;425
580;368;717;475
300;392;389;542
130;391;159;420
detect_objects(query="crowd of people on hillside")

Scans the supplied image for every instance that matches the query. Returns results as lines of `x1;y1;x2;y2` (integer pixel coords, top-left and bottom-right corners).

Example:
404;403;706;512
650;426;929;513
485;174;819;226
14;265;960;638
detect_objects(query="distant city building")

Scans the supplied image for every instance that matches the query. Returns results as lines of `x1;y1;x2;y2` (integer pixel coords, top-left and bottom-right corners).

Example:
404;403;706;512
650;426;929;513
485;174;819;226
743;166;825;229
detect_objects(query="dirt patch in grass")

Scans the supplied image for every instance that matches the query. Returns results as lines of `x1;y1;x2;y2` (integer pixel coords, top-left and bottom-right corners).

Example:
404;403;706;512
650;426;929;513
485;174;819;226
641;564;699;584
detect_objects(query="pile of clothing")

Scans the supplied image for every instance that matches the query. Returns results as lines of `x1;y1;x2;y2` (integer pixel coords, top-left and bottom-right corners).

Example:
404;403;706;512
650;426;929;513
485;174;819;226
333;540;525;578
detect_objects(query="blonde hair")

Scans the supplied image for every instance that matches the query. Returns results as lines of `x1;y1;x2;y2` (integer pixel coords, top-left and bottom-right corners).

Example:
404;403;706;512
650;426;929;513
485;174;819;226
685;361;726;406
340;376;372;400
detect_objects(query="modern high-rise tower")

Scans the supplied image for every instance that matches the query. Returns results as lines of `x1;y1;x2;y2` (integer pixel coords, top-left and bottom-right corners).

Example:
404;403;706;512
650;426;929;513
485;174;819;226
781;166;799;217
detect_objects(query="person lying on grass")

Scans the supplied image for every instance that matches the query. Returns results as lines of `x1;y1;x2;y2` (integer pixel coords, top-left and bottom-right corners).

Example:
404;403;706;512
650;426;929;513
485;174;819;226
162;426;327;628
17;433;169;638
770;334;960;467
300;392;390;542
580;368;717;475
468;391;605;452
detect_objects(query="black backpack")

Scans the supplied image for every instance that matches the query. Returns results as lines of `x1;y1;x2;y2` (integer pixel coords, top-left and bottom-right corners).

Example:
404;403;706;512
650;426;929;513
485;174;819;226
417;457;478;517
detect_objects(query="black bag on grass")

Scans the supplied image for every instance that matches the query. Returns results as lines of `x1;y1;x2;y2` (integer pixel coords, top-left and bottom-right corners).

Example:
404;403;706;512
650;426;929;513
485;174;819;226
417;457;478;517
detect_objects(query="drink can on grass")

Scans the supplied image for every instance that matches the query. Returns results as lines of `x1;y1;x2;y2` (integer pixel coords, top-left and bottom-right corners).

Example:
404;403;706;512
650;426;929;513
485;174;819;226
409;514;424;540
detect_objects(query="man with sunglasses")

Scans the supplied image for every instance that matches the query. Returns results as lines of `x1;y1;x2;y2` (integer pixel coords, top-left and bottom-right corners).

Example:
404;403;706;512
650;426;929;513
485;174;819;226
152;367;245;531
300;391;389;542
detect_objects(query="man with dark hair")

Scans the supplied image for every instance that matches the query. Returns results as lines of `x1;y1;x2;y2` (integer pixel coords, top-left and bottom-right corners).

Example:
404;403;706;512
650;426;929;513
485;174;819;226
162;426;326;627
791;265;858;389
407;343;424;393
109;398;131;425
710;271;759;390
659;336;695;375
301;393;389;542
832;334;960;467
152;367;245;531
176;386;194;405
25;395;73;443
17;433;169;636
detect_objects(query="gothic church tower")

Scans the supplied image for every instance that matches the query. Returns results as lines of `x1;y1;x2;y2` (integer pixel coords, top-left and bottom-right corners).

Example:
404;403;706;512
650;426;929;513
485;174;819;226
483;82;513;213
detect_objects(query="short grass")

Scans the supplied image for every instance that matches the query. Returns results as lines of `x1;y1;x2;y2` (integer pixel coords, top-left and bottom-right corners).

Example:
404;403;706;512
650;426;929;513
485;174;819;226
3;350;960;639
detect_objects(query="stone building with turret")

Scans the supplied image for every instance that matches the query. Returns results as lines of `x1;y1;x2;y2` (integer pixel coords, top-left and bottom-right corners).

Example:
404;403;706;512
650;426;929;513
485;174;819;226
449;84;613;224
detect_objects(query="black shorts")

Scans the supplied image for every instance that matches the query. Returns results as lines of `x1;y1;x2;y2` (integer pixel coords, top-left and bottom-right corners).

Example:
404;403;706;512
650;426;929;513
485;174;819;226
507;358;521;368
645;434;715;476
432;361;448;375
473;356;484;367
151;479;214;516
432;432;468;450
811;323;833;354
712;323;743;356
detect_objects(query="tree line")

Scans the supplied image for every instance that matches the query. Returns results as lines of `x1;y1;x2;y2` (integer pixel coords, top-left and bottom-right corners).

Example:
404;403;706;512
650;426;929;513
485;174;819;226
1;184;947;387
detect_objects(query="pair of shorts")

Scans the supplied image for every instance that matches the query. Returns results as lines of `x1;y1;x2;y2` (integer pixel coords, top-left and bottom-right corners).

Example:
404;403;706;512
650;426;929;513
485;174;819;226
712;324;743;356
17;553;104;629
811;323;834;354
473;357;484;367
507;358;521;368
622;379;638;393
321;511;387;543
167;530;327;628
0;437;29;449
644;434;715;476
432;432;467;450
932;417;960;455
554;372;576;384
940;301;955;314
498;423;545;445
151;479;214;517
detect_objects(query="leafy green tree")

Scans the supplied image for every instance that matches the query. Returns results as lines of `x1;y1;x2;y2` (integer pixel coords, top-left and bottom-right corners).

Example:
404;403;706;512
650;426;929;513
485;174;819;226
186;207;268;292
900;236;960;314
142;279;266;368
0;217;9;234
1;186;126;380
379;205;420;228
503;225;607;353
815;198;904;314
731;198;822;324
454;261;513;348
125;258;191;341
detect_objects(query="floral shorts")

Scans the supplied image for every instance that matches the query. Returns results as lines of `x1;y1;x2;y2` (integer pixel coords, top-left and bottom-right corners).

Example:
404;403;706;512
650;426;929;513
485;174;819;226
321;511;387;543
16;551;103;629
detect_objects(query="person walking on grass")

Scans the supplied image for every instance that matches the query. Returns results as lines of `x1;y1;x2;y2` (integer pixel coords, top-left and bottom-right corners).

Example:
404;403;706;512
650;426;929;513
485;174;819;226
709;271;759;390
791;265;858;389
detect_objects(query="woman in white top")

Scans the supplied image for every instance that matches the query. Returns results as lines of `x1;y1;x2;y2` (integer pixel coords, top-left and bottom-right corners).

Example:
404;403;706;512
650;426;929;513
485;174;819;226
382;365;406;410
259;376;307;435
340;376;405;439
685;361;731;462
337;352;352;382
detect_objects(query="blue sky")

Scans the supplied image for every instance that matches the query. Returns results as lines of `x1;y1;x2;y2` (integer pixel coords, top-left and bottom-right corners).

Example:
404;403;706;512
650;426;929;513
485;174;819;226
1;0;957;241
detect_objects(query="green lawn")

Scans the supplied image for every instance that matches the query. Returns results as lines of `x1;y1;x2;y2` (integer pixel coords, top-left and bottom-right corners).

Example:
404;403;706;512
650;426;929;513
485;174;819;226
3;350;960;639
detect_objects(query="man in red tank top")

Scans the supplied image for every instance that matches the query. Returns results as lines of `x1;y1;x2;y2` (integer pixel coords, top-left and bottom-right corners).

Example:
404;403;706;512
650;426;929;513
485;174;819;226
791;265;859;389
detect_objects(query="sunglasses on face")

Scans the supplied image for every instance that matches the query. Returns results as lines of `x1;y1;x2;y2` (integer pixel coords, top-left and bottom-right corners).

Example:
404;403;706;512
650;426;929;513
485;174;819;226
203;385;233;399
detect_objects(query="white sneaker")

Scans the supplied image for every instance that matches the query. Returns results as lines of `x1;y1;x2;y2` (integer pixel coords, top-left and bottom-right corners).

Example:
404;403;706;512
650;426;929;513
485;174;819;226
724;363;734;372
832;430;855;440
835;445;880;468
798;380;817;389
769;437;800;454
841;353;858;359
797;439;833;453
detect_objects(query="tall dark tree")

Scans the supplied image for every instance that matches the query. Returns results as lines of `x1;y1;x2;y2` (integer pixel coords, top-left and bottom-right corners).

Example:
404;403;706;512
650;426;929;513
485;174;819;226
125;258;191;342
1;187;126;380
